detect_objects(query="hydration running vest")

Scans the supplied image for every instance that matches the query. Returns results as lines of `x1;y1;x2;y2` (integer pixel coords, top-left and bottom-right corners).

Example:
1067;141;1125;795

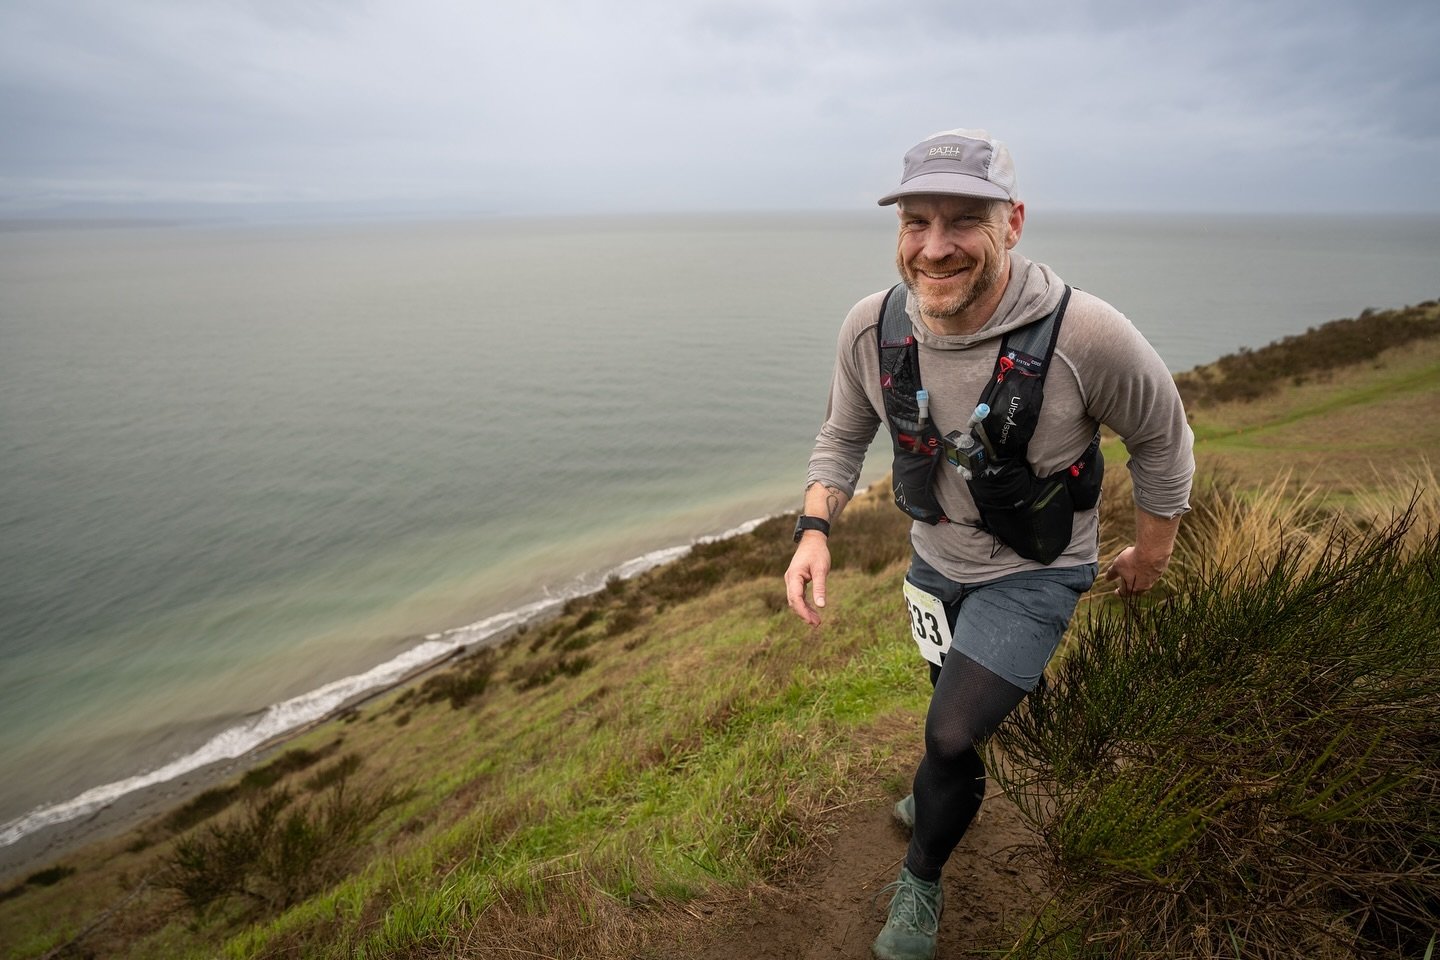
878;284;1103;565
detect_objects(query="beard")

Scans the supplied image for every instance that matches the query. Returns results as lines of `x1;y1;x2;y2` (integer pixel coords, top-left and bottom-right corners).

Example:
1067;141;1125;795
896;249;1005;324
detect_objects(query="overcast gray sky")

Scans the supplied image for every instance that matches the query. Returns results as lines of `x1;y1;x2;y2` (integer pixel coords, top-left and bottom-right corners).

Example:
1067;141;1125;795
3;0;1437;217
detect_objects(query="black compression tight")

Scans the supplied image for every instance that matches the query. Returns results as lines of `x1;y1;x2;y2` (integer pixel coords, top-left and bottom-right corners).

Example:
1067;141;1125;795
904;653;1029;882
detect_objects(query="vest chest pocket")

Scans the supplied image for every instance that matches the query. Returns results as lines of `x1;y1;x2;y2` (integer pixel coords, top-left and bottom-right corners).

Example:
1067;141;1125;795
890;425;948;524
969;465;1075;565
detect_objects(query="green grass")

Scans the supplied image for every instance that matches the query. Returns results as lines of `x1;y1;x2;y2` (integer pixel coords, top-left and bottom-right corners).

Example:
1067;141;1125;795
1179;302;1440;499
1190;360;1440;449
205;562;925;959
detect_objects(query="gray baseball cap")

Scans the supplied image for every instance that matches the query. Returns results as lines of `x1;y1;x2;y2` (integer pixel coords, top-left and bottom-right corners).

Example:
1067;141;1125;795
877;128;1019;206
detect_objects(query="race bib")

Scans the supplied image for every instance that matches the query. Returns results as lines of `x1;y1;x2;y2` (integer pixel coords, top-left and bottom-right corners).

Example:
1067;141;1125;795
902;580;953;667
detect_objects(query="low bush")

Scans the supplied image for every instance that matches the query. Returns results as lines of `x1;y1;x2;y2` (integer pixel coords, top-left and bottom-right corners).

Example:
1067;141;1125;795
25;865;77;886
605;607;644;637
238;742;340;792
163;773;405;918
162;742;345;833
302;753;363;792
511;653;593;691
163;784;246;834
417;649;497;708
0;866;77;903
994;513;1440;959
824;500;913;575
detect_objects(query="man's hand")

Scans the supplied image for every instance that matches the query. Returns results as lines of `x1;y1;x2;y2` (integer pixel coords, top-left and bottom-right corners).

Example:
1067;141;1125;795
785;533;831;626
784;483;850;626
1105;507;1182;597
1105;545;1170;597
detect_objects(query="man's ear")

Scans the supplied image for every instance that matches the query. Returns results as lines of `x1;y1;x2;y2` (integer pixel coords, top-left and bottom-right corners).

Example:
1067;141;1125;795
1006;201;1026;249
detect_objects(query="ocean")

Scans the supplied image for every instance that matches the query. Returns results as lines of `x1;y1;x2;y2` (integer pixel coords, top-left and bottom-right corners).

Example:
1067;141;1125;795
1;211;1437;847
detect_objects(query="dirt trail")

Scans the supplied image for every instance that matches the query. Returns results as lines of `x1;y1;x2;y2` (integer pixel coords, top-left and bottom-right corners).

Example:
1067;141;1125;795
683;790;1045;959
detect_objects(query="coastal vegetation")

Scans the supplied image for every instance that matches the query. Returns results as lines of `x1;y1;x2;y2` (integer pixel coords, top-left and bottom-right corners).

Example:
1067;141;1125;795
999;491;1440;958
1;301;1437;959
1173;300;1440;407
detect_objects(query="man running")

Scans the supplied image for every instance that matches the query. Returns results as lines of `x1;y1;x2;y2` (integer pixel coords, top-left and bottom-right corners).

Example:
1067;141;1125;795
783;129;1194;960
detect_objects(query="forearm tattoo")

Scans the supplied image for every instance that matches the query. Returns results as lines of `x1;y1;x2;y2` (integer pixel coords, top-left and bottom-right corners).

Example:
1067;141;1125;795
806;482;847;521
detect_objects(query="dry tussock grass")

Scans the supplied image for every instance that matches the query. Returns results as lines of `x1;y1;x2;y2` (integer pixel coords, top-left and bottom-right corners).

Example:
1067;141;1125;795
1096;458;1440;602
1350;459;1440;547
1172;472;1338;585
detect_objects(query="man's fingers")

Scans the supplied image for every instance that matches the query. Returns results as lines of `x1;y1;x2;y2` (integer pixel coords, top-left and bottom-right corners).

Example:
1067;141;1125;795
784;569;807;611
785;541;832;627
784;567;821;626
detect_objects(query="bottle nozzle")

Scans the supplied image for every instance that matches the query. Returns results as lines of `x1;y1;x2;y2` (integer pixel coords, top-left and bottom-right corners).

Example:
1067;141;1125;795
969;404;997;458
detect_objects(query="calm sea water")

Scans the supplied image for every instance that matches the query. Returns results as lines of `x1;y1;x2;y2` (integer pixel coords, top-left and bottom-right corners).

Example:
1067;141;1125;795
1;212;1437;843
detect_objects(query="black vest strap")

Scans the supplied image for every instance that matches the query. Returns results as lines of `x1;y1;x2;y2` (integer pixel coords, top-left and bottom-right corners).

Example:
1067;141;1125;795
996;287;1068;373
975;286;1071;462
877;284;947;523
878;285;924;433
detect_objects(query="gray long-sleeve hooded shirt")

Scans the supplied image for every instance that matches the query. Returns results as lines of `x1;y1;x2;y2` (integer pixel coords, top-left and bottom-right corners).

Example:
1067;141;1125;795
806;254;1195;583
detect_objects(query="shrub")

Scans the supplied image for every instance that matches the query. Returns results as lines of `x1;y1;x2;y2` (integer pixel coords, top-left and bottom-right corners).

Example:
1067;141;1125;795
638;515;796;606
605;607;643;637
163;784;246;834
302;753;363;792
417;649;497;709
511;653;593;691
528;621;566;653
994;514;1440;958
160;742;346;833
824;501;912;574
25;865;76;886
0;865;77;902
239;742;341;791
162;774;406;917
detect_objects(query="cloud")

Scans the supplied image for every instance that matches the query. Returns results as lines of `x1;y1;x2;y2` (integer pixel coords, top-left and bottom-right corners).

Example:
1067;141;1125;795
1;0;1436;215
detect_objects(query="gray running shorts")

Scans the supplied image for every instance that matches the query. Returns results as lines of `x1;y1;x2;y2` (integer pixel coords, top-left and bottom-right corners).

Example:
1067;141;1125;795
904;550;1098;691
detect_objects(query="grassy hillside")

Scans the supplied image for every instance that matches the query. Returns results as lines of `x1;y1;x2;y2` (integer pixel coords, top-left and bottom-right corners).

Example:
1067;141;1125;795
3;302;1438;959
0;497;920;959
1177;299;1440;495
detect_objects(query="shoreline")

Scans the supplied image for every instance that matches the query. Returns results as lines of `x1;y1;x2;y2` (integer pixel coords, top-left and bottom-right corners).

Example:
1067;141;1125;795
0;639;484;883
0;516;771;884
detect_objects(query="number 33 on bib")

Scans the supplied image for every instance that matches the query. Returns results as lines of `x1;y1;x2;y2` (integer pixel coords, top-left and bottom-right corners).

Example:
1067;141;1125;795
902;580;953;667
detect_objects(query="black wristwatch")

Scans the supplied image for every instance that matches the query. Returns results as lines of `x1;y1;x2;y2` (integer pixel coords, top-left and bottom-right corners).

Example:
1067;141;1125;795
793;515;831;542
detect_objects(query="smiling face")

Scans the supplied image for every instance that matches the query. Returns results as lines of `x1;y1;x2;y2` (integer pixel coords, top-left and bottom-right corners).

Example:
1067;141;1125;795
895;194;1025;336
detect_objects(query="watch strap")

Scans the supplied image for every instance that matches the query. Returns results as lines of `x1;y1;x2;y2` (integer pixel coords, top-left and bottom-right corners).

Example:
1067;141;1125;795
793;515;831;542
